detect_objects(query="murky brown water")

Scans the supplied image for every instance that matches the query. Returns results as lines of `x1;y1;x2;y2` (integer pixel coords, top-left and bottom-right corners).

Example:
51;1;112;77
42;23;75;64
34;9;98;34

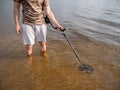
0;0;120;90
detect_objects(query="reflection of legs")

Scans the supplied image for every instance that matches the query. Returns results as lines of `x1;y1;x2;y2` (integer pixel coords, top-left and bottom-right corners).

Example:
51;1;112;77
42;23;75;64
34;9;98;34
39;41;47;57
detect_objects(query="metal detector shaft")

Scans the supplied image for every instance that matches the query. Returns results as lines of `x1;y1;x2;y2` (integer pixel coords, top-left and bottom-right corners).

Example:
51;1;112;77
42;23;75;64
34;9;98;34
62;32;83;64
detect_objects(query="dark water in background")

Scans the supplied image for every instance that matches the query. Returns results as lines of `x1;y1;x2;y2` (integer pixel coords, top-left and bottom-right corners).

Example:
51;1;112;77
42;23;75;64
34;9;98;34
50;0;120;45
0;0;120;45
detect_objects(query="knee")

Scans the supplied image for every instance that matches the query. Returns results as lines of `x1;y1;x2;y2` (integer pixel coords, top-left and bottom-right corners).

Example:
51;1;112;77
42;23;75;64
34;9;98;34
39;41;46;47
26;45;33;50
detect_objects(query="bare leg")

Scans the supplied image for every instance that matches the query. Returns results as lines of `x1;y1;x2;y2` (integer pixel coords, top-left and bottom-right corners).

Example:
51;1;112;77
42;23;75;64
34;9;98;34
39;41;47;57
26;45;33;56
39;41;46;51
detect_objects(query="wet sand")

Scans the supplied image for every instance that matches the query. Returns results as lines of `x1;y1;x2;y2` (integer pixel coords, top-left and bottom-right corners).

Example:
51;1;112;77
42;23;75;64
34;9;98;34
0;28;120;90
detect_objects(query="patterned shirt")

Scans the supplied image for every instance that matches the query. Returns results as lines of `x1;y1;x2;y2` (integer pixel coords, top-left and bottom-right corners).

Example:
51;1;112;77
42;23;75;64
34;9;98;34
14;0;49;25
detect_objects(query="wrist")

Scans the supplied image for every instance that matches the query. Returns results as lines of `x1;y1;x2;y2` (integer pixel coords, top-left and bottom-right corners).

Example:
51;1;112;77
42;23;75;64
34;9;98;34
16;23;20;27
15;21;20;26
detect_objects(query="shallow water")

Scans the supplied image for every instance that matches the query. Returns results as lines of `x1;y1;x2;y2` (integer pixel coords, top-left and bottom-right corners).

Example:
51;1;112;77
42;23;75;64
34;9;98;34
0;0;120;90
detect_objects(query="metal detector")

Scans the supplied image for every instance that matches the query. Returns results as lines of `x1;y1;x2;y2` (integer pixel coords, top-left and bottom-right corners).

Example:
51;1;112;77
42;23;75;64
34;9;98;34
61;29;93;74
48;20;94;74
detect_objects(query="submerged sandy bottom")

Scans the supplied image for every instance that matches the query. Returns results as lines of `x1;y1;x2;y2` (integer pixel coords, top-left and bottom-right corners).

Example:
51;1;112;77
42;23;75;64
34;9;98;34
0;30;120;90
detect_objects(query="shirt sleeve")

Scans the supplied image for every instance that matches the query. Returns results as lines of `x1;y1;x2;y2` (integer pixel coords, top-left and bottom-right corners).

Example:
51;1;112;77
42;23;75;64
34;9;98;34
13;0;22;3
43;0;49;6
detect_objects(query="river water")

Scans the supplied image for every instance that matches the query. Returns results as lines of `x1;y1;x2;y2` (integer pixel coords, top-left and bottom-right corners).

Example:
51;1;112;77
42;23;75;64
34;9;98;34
50;0;120;45
0;0;120;45
0;0;120;90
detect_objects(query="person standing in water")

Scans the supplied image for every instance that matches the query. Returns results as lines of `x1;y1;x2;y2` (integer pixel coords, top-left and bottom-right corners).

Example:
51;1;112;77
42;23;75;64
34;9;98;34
13;0;63;57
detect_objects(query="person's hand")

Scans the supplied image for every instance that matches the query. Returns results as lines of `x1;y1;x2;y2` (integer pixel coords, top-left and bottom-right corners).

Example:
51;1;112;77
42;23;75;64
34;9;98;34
15;24;22;34
55;25;64;31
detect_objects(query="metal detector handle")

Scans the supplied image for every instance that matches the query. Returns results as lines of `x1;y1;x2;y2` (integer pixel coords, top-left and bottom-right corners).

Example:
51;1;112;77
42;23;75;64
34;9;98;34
49;21;66;32
54;26;66;32
61;28;66;32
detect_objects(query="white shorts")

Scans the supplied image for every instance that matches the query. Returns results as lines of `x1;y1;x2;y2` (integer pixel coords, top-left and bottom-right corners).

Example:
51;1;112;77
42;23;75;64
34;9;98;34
21;23;47;45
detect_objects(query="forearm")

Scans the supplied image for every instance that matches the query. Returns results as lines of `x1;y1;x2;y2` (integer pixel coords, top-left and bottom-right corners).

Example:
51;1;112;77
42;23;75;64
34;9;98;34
46;7;60;27
14;2;20;26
